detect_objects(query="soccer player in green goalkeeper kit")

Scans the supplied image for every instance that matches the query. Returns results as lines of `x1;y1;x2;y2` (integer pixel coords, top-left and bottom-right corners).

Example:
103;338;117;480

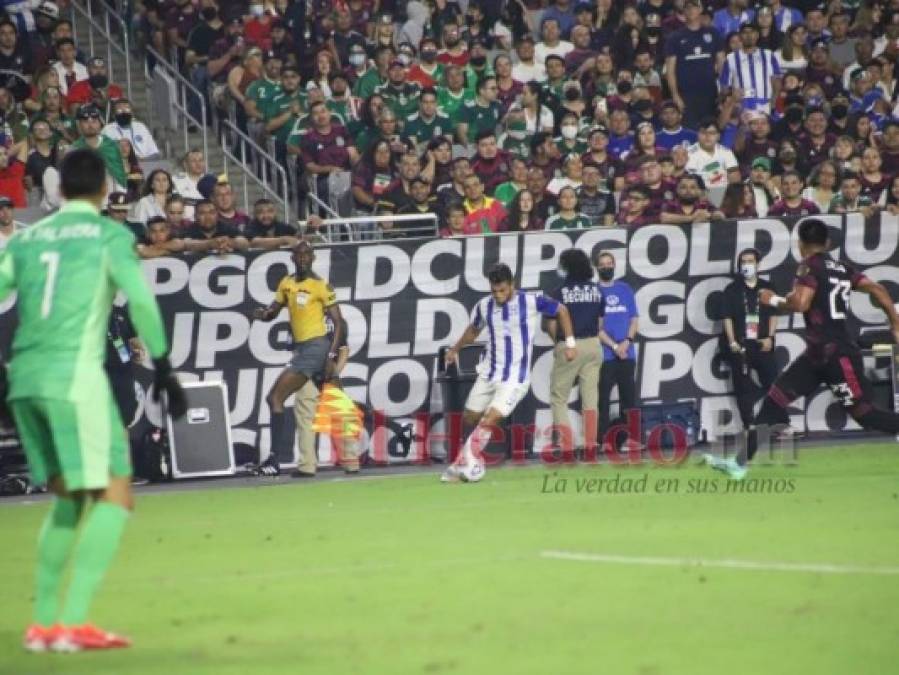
0;149;187;653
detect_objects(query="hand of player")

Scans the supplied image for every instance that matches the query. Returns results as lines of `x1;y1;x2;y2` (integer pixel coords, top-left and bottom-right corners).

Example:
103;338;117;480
152;357;188;420
759;289;775;307
564;346;577;362
253;306;271;320
444;347;458;367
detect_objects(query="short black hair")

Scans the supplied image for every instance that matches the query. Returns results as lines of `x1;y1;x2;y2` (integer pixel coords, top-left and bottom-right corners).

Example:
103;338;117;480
841;170;861;184
60;148;106;200
254;197;274;208
147;216;167;227
798;219;829;246
487;263;513;285
476;128;496;144
420;86;437;98
55;36;75;49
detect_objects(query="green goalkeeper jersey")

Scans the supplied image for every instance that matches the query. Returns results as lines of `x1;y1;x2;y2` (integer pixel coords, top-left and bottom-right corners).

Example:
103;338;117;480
0;200;169;402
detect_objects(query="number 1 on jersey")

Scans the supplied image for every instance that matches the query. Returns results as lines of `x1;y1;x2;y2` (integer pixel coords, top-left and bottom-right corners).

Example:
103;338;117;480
828;276;851;320
40;251;60;319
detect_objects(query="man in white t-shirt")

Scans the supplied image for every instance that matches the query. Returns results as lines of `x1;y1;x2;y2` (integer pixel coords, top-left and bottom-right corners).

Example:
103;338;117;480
534;17;573;65
101;98;161;159
685;120;741;188
511;36;547;83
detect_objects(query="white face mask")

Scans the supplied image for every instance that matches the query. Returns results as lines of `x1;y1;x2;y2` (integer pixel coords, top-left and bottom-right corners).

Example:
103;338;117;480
556;267;567;278
561;125;578;140
349;53;366;67
250;4;264;16
741;263;757;279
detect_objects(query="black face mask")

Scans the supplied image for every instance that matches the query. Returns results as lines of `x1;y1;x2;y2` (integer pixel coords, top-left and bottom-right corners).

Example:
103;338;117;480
831;103;849;118
679;194;698;204
470;55;486;67
598;267;615;281
564;88;581;101
88;74;108;89
421;49;437;62
785;107;803;124
201;7;217;20
115;112;132;126
617;80;632;94
332;88;346;98
633;99;652;113
465;15;477;26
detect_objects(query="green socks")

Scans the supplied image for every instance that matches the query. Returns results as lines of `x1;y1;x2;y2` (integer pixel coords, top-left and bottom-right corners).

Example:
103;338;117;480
33;498;83;626
59;502;130;626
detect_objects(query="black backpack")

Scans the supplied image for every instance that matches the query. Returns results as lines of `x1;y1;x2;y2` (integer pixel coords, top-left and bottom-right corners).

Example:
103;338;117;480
135;427;173;482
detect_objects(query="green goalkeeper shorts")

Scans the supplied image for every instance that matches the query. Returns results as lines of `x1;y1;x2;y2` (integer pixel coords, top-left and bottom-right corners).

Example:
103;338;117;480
10;396;131;491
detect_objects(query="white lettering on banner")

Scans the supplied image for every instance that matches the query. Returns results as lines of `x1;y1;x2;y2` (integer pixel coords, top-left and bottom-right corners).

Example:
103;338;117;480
640;339;693;399
144;255;189;295
688;223;732;277
693;337;731;395
573;228;627;268
195;311;250;368
844;213;899;265
464;234;520;291
368;359;429;416
806;389;861;432
368;301;411;357
340;362;371;406
355;245;411;300
189;255;246;308
628;226;688;280
686;277;731;335
246;251;292;304
169;312;196;368
411;238;462;295
520;232;572;288
849;265;899;324
735;218;791;271
413;299;472;356
636;281;685;338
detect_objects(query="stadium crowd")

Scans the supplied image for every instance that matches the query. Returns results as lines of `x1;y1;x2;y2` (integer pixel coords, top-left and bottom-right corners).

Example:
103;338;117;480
0;0;898;248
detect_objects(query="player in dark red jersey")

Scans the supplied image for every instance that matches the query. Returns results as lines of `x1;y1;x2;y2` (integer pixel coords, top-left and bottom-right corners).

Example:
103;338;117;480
706;219;899;479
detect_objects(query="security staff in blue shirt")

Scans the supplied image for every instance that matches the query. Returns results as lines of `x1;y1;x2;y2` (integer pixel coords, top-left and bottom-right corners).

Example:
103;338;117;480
664;0;725;130
595;251;640;441
547;249;605;452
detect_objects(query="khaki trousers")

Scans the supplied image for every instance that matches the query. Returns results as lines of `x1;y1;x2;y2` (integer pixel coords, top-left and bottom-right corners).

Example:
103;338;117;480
293;380;320;474
550;337;601;447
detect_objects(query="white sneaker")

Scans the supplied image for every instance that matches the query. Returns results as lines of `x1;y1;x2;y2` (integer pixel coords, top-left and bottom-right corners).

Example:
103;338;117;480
440;464;463;483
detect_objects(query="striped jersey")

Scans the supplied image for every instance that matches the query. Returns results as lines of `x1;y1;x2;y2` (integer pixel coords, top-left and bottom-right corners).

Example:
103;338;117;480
719;48;781;112
471;290;560;384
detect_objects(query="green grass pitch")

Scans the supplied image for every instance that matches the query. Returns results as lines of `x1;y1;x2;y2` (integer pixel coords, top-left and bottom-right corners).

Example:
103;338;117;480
1;443;899;675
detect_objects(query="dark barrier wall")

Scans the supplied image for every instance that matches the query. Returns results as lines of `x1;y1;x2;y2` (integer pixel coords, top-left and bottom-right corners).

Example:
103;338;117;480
1;213;897;464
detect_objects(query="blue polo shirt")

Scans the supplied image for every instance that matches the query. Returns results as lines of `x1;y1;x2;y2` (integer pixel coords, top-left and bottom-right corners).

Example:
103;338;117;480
550;281;605;340
599;280;638;361
664;25;723;91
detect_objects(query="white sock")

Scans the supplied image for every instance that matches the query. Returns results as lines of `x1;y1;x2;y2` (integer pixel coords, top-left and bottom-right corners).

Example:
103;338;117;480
460;425;492;465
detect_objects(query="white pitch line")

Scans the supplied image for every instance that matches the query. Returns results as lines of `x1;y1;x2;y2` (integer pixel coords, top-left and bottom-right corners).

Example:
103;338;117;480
540;550;899;576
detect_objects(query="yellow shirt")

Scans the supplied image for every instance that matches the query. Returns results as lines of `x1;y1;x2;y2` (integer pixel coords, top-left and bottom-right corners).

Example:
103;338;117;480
275;274;336;342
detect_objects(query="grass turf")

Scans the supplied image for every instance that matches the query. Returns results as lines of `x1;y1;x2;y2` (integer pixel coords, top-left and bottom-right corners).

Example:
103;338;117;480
1;443;898;675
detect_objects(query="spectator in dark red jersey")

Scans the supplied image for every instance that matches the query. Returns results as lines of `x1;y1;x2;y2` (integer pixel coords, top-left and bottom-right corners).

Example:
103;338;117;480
0;142;27;207
299;101;359;212
470;129;512;196
661;173;724;224
617;185;655;228
581;126;624;192
799;108;836;169
437;22;468;66
735;111;778;172
636;156;675;219
768;170;821;216
879;122;899;176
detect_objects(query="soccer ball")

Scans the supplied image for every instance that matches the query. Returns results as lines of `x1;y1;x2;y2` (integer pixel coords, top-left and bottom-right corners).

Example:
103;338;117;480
460;459;486;483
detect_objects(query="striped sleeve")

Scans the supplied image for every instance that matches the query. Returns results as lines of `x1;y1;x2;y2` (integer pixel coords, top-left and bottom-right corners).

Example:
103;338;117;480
472;298;485;329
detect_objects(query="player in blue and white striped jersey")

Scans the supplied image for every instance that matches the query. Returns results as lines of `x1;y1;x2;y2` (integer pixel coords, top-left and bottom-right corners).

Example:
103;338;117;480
441;263;577;483
719;22;782;114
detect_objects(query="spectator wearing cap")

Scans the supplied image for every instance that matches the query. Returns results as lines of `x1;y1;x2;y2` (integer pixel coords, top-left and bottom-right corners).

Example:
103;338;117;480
686;119;741;188
51;37;87;96
535;17;573;64
804;38;840;99
65;56;123;116
242;50;282;131
848;68;881;115
182;199;249;251
0;18;33;77
665;0;724;130
207;15;246;85
511;36;546;83
71;104;128;188
461;173;506;234
456;75;502;146
767;169;820;216
548;153;584;195
713;0;753;39
266;19;294;67
656;100;698;150
376;58;421;123
263;65;304;156
827;12;857;68
661;173;724;223
244;197;298;250
582;126;624;193
463;37;493;90
104;191;144;239
748;156;779;217
719;21;781;114
0;195;22;249
617;185;655;227
212;181;250;231
829;170;877;217
353;45;393;100
102;98;161;159
29;1;60;70
771;87;805;142
408;37;443;89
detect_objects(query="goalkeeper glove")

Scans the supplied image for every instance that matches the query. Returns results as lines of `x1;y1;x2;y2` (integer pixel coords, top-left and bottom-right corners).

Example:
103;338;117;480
152;356;188;420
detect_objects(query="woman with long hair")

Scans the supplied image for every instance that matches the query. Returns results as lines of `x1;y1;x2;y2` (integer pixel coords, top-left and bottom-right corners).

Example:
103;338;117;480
37;86;76;144
776;24;808;72
754;5;782;51
851;114;877;151
348;93;385;143
802;160;839;213
351;138;397;213
134;168;174;224
307;49;338;98
719;181;758;218
502;188;543;231
545;186;591;229
622;121;664;177
832;135;860;173
24;67;60;114
504;80;555;134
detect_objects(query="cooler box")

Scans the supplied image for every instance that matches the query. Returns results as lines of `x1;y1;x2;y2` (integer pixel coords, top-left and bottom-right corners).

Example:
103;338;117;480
165;381;236;479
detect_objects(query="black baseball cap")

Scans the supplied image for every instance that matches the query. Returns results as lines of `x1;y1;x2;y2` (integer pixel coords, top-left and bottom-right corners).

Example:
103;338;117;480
107;192;130;211
76;104;102;120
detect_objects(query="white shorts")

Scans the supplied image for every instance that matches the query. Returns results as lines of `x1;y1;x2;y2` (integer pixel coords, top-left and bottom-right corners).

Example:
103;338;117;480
464;378;530;418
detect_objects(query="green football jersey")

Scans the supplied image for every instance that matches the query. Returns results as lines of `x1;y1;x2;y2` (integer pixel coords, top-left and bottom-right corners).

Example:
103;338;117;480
402;112;453;150
545;213;592;230
0;201;168;402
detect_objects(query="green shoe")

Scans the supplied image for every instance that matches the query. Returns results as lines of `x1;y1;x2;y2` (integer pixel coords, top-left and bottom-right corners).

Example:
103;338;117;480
702;453;728;470
724;460;748;481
